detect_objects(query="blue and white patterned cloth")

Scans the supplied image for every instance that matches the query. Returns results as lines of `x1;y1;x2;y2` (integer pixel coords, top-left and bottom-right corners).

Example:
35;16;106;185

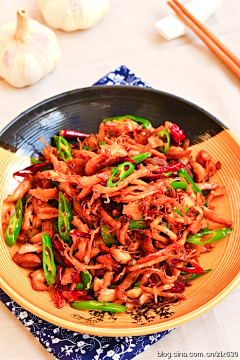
0;66;172;360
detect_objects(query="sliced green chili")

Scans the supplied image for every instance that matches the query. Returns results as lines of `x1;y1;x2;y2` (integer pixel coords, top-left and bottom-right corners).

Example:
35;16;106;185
174;206;189;217
99;141;106;148
181;269;212;280
22;195;31;205
81;270;92;290
177;169;202;194
134;281;142;288
130;152;151;163
107;161;134;187
101;224;120;247
157;130;170;153
54;135;72;162
30;157;44;164
82;146;90;150
102;115;152;129
41;232;56;286
58;192;73;243
70;300;127;313
169;180;188;191
162;171;173;177
5;198;23;247
129;219;149;229
75;283;84;290
186;227;233;245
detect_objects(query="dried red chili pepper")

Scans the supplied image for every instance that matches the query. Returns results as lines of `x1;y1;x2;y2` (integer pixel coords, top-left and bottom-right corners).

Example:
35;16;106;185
169;259;204;274
59;129;90;139
53;239;73;267
69;230;101;239
169;124;186;147
168;281;185;293
61;290;93;303
13;162;50;178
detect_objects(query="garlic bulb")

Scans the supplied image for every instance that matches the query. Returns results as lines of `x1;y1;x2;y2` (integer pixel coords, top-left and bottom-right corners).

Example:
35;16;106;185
0;9;61;88
39;0;110;31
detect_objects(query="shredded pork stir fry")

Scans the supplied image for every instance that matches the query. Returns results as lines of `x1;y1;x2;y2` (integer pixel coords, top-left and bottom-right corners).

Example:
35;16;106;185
2;116;233;313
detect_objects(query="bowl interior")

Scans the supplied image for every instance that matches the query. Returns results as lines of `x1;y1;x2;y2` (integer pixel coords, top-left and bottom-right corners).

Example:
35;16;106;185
0;86;239;336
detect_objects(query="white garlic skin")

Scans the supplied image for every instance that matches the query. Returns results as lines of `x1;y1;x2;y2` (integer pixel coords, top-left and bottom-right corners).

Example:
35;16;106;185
39;0;110;31
0;10;61;88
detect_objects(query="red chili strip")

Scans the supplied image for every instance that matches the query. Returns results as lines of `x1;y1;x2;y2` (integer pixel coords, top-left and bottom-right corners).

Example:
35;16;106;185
13;162;50;177
59;129;90;139
61;290;93;303
69;230;101;239
71;272;81;284
54;288;65;309
156;163;186;174
169;124;186;147
54;239;73;267
167;281;185;293
169;259;204;274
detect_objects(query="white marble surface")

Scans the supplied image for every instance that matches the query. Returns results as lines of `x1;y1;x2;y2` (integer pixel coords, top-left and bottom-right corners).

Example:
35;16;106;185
0;0;239;359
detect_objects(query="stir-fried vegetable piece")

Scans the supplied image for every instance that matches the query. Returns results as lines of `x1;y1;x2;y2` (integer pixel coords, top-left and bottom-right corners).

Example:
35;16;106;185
30;157;44;164
99;141;106;148
101;225;120;246
82;146;90;150
75;283;84;290
58;192;73;243
130;152;151;163
174;206;189;217
41;232;56;286
181;269;212;280
59;129;90;139
13;162;50;177
186;227;233;245
102;115;152;129
71;300;127;313
169;179;188;191
177;169;202;194
54;135;72;162
170;259;204;274
80;270;92;290
129;219;148;229
107;162;135;187
157;129;170;153
169;123;186;146
5;198;23;247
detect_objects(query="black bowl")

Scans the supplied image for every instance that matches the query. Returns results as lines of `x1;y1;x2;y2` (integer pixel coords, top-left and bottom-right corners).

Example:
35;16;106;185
0;85;226;155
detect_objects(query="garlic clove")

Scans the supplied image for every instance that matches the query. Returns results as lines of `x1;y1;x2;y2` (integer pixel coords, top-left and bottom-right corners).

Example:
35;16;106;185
0;9;61;88
38;0;110;32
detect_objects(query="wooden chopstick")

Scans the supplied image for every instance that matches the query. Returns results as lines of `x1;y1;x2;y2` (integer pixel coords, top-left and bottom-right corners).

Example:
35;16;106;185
167;0;240;80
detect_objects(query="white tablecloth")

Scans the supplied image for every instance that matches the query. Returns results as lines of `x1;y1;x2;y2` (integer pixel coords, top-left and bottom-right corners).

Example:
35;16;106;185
0;0;239;359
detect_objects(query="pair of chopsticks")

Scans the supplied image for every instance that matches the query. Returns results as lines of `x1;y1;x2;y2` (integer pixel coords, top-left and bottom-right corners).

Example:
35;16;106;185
167;0;240;80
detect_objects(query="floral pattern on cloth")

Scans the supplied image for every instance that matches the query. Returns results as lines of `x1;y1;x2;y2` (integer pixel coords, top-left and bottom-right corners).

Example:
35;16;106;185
0;66;173;360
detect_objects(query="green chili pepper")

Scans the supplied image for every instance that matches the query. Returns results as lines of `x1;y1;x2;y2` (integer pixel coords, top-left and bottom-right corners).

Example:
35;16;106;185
101;224;120;247
81;270;92;290
30;157;44;164
5;198;23;247
169;180;188;191
186;227;233;245
51;220;59;233
130;152;151;163
134;281;142;288
99;141;106;148
70;300;127;313
102;115;152;129
174;206;189;217
54;135;72;162
107;162;134;187
157;130;170;154
41;232;56;286
129;219;149;229
75;283;84;290
82;146;90;150
22;195;31;205
177;169;202;194
162;171;173;177
181;269;212;280
58;192;73;243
